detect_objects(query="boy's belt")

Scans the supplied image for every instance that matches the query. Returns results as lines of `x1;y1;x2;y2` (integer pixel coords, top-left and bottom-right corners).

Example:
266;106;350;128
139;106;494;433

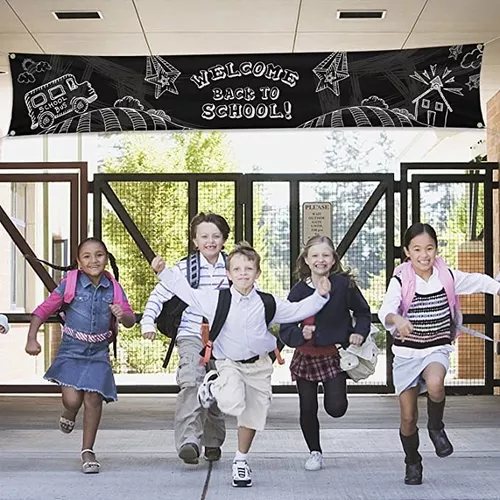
236;355;260;364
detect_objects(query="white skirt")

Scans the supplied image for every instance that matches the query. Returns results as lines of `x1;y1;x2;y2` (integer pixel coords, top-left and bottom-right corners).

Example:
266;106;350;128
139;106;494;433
393;347;451;395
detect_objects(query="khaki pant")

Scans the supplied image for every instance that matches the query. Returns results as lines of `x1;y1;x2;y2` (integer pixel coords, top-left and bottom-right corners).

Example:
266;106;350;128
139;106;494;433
214;356;273;431
174;337;226;451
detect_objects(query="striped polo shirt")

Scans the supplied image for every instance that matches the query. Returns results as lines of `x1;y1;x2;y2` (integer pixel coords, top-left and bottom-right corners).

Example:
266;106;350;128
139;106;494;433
140;252;229;339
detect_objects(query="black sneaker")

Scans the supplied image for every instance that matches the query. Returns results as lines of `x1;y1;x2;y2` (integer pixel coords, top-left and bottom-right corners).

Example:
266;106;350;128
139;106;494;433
204;447;222;462
428;428;454;458
178;443;200;464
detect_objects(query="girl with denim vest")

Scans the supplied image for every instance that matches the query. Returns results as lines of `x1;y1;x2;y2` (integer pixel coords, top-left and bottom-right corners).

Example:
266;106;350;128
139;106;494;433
25;237;135;474
279;235;371;472
378;223;500;486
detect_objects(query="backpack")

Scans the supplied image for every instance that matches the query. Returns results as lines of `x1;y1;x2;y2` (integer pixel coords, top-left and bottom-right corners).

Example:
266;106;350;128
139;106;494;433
200;288;284;365
393;257;492;342
155;252;227;339
61;269;125;353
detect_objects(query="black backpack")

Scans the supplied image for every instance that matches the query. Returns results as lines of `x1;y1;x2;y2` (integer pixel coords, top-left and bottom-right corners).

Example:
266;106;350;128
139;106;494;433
156;251;227;338
200;288;277;360
158;251;227;368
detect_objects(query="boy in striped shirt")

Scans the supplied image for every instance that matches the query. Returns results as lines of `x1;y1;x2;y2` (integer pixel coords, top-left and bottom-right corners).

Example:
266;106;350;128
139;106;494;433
141;213;230;465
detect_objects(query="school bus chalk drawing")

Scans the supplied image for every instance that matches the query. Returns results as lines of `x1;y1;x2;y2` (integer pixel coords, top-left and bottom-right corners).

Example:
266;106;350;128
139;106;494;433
25;74;98;130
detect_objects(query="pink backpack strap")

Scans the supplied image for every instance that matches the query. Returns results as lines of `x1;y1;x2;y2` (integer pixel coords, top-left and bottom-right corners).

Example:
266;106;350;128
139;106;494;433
104;271;124;306
393;262;416;317
64;270;125;307
434;257;457;317
393;257;457;318
63;269;79;304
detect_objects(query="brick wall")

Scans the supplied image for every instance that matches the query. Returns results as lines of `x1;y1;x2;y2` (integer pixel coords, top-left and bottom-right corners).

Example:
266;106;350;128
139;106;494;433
486;91;500;393
456;241;486;379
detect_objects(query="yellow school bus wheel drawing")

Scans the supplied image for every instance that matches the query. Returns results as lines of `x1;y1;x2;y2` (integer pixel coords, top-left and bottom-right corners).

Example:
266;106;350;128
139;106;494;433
25;74;98;130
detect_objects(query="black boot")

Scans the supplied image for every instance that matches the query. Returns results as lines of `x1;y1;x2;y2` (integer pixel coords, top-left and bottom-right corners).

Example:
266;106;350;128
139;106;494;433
400;430;423;485
405;462;423;486
428;427;453;457
427;397;454;458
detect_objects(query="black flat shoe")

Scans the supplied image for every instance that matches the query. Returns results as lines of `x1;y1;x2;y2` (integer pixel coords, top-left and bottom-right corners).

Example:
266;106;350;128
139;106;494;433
428;428;454;458
404;461;423;485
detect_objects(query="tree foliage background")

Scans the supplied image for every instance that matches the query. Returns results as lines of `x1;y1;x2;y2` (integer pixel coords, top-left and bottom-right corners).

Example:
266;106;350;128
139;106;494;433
318;130;395;293
101;131;238;373
100;131;286;373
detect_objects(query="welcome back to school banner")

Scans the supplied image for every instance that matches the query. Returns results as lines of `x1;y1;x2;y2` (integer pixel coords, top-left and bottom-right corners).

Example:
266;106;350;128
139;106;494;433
7;43;484;136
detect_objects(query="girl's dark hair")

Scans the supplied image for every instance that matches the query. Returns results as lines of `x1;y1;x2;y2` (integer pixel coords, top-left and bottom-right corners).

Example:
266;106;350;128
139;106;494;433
27;237;119;281
402;223;438;258
295;235;355;285
189;212;231;242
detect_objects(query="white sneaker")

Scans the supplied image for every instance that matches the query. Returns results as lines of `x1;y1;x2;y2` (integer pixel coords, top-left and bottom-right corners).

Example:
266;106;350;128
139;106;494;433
232;460;252;487
197;369;218;409
305;451;323;471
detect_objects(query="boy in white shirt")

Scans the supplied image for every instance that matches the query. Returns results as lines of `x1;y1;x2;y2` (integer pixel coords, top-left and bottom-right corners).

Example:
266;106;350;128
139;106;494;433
152;241;330;488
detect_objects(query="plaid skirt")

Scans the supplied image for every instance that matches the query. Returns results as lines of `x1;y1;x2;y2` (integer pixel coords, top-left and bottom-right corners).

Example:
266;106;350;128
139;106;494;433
290;350;343;382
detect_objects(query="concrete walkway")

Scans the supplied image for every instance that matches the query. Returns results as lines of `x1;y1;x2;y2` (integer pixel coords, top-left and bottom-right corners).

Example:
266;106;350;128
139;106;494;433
1;394;499;500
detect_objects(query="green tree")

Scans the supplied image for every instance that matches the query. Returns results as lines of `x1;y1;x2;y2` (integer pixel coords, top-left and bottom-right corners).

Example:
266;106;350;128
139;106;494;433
419;151;486;267
251;183;289;299
101;131;237;373
433;177;484;267
319;130;395;291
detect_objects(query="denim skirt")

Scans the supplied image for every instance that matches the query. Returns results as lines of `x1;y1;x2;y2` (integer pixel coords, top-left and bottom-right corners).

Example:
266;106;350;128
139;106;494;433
393;347;451;396
44;333;117;402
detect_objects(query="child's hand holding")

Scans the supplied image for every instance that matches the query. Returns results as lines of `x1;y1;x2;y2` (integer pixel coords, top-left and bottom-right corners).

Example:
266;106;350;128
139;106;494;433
302;325;315;340
143;331;156;340
316;276;331;297
349;333;364;346
152;256;166;274
25;339;42;356
0;326;5;334
110;304;124;322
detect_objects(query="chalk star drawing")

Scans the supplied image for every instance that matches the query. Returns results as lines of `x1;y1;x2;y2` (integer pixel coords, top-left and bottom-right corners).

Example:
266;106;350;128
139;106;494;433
449;45;463;60
466;73;480;90
145;56;181;98
313;52;349;95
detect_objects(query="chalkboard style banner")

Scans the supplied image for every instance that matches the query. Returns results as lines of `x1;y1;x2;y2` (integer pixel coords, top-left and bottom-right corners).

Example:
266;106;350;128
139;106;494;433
8;44;484;136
